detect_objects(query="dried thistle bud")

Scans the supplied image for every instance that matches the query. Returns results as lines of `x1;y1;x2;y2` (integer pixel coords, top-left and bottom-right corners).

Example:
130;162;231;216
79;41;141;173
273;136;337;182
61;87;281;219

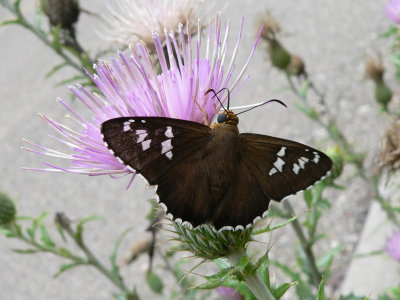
365;57;384;83
378;121;400;174
40;0;80;30
122;237;153;265
258;13;281;40
0;193;16;226
287;54;306;76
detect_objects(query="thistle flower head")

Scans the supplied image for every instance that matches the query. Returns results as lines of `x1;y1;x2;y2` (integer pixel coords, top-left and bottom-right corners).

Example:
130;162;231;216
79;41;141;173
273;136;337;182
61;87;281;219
217;286;244;300
172;222;252;260
102;0;221;47
24;17;261;184
386;231;400;261
385;0;400;24
365;56;385;83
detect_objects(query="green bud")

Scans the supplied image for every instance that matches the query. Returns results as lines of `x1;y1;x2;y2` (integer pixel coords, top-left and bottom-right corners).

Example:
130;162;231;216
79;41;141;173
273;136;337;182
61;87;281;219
173;223;252;260
40;0;80;30
375;81;392;112
325;146;344;180
268;39;291;71
146;271;164;294
0;193;16;226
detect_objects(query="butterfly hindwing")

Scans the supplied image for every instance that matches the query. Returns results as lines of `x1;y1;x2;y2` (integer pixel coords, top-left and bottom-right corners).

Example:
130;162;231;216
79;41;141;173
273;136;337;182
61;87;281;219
240;133;332;200
101;117;211;184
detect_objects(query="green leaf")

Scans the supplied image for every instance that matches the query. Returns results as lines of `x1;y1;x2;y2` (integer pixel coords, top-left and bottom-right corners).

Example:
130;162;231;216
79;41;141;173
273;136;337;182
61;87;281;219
316;277;327;300
74;215;104;242
380;26;399;38
51;25;62;51
40;224;56;248
146;271;164;294
53;262;85;278
0;19;20;27
273;283;292;299
110;227;134;275
252;216;298;235
0;226;15;237
45;62;69;79
55;75;89;87
318;245;342;276
12;248;39;254
352;250;383;259
28;212;49;240
272;261;313;299
223;280;256;300
300;79;310;99
146;199;159;221
196;267;235;289
339;293;369;300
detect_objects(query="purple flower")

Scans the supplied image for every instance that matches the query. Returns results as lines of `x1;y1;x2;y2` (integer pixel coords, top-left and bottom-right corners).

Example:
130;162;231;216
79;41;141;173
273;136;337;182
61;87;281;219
217;286;243;300
386;231;400;261
385;0;400;24
24;17;262;184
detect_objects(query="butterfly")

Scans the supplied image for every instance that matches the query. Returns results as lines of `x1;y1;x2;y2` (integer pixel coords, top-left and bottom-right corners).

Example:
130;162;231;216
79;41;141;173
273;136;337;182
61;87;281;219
101;93;332;231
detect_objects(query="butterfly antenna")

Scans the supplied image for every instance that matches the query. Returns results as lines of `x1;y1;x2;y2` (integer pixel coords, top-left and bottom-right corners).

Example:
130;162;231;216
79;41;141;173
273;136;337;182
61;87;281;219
235;99;287;116
205;88;228;113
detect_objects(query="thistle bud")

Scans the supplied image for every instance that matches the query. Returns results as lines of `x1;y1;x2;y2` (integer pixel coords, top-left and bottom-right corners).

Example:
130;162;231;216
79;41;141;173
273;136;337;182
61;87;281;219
268;38;291;71
365;57;384;83
122;237;153;264
325;146;344;180
40;0;80;30
375;81;393;112
173;223;252;260
258;13;281;40
365;57;392;111
0;193;16;226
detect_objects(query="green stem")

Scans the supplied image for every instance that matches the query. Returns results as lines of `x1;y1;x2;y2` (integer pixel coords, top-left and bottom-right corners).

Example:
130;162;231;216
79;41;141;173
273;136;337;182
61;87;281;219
228;249;276;300
283;202;321;286
1;0;85;74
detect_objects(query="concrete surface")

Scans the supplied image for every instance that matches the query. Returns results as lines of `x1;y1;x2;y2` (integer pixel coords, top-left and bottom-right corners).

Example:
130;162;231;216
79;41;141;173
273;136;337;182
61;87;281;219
0;0;397;299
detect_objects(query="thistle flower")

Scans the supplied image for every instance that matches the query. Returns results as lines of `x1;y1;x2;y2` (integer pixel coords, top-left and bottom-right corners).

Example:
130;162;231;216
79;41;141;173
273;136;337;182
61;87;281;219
102;0;220;47
217;286;244;300
385;231;400;261
23;17;262;184
385;0;400;24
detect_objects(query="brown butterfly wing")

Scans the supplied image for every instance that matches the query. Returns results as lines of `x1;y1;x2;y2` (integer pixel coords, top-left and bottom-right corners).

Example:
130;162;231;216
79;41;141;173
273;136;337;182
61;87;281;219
101;117;211;184
239;133;332;200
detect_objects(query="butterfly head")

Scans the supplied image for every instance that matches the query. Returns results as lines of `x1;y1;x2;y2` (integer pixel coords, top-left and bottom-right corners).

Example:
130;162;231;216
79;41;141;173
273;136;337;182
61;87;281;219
216;110;238;126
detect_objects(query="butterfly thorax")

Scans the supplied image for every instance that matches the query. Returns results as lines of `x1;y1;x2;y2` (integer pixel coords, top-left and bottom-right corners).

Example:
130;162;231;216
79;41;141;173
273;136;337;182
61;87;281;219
205;122;241;212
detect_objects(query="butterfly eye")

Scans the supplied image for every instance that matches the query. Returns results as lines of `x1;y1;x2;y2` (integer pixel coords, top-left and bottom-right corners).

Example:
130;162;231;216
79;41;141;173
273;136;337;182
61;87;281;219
217;113;227;123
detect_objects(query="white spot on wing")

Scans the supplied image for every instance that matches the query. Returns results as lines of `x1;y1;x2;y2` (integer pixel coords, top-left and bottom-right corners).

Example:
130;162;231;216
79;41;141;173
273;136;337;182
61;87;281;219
165;151;173;160
298;158;306;169
165;126;174;138
293;163;300;174
300;157;309;163
135;129;148;143
273;157;285;172
277;147;286;157
141;120;146;123
269;167;278;176
161;139;173;154
123;121;131;132
141;139;151;151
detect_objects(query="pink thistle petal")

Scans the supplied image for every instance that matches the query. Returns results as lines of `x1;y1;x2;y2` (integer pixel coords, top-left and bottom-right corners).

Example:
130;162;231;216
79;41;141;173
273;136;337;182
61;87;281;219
24;16;261;183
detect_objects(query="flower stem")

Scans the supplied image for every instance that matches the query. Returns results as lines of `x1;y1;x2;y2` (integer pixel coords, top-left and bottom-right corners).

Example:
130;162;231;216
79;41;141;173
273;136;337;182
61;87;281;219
228;249;276;300
1;0;86;74
283;202;322;286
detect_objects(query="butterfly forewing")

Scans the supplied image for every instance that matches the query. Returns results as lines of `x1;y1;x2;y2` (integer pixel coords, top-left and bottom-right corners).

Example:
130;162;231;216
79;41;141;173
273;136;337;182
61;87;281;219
240;133;332;200
101;117;211;184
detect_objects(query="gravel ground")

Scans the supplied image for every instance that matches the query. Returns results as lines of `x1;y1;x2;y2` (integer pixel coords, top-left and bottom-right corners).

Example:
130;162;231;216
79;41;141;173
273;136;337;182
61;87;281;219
0;0;393;299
